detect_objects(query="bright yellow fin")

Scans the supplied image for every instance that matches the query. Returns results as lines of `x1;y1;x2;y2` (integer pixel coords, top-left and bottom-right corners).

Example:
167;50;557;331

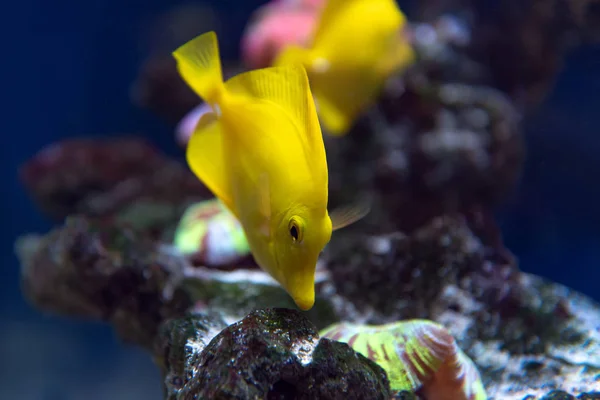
225;64;311;130
274;45;313;69
329;200;371;231
172;31;224;104
314;92;353;136
376;32;416;77
312;0;349;43
225;64;325;167
276;45;351;135
186;112;237;217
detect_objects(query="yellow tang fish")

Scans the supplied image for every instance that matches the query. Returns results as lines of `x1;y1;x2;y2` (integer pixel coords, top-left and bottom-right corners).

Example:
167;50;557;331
172;31;367;310
274;0;415;136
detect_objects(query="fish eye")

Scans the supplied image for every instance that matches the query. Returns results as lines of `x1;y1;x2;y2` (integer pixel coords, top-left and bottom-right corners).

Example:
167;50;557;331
288;217;304;243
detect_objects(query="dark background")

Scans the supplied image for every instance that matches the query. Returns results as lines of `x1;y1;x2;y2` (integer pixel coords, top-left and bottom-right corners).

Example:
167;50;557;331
3;0;599;397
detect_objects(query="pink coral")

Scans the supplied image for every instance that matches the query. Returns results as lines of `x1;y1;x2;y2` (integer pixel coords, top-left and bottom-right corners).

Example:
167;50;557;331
241;0;325;69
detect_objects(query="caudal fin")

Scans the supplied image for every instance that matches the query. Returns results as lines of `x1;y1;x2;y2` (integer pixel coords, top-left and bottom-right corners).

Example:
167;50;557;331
173;31;225;105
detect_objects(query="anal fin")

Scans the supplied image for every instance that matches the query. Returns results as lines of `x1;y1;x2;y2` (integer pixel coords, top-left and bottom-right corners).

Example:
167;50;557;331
186;112;237;216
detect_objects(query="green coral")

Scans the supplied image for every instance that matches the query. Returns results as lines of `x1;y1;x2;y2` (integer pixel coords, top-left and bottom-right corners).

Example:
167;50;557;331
173;199;249;259
320;319;487;400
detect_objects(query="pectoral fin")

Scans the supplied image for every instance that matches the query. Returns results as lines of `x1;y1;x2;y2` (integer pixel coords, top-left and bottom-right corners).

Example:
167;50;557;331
330;200;371;231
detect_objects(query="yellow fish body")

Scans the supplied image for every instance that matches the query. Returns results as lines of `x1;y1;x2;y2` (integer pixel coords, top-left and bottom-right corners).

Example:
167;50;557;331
173;31;335;310
274;0;415;136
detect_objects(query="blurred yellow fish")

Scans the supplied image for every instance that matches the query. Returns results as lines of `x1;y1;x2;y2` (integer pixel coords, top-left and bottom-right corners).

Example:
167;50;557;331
173;31;367;310
274;0;415;136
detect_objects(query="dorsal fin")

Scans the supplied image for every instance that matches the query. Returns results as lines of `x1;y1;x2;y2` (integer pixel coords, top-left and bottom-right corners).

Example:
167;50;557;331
224;64;327;185
224;64;312;133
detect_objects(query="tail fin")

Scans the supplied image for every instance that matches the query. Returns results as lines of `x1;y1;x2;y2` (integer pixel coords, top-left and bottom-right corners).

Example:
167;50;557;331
173;31;225;105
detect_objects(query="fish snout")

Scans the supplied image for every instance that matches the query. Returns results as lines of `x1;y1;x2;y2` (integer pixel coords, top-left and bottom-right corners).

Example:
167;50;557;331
284;268;316;311
292;289;315;311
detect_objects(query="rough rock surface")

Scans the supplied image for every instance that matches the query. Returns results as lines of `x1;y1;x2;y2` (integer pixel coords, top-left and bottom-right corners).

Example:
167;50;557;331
467;274;600;399
19;137;166;219
323;214;521;324
17;202;600;398
154;310;228;397
18;137;211;239
159;308;391;400
534;392;600;400
15;216;192;350
322;214;600;397
410;0;600;108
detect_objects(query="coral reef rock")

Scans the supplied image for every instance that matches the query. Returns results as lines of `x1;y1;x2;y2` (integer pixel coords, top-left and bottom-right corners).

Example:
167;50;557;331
19;137;211;240
323;214;521;324
322;216;600;397
411;0;600;108
472;274;600;399
154;310;228;397
325;78;523;234
20;137;165;219
157;308;391;400
15;216;192;349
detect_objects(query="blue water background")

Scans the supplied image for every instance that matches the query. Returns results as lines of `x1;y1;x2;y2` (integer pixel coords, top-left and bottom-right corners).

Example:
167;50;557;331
2;0;599;398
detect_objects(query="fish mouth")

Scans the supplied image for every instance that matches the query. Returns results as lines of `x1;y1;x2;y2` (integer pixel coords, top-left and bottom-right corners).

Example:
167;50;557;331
293;295;315;311
269;243;315;310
